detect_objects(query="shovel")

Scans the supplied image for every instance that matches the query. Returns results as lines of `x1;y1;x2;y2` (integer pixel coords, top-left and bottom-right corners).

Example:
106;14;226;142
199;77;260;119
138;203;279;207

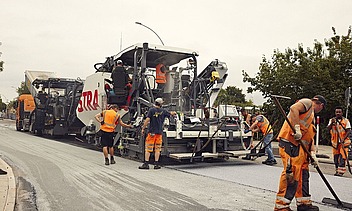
271;95;352;210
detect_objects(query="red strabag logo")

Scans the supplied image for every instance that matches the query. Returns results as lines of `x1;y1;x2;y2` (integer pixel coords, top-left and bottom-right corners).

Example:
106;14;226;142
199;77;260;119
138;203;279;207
77;89;100;112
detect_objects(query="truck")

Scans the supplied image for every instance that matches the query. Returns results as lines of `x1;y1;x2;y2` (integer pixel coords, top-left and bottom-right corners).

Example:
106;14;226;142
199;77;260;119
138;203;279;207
14;94;35;131
24;70;85;136
77;42;253;162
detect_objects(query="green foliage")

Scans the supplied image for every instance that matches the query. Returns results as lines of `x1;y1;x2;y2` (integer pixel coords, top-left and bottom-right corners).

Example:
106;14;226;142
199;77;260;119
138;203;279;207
214;86;253;107
17;81;30;95
242;27;352;143
0;61;3;72
0;98;6;111
7;100;15;110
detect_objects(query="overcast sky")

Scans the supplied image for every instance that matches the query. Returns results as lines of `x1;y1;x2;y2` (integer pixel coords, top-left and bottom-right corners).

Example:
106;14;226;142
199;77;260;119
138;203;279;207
1;0;351;105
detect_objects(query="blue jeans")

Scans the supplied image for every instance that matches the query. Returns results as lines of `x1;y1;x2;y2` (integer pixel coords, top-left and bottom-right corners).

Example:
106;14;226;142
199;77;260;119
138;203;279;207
264;133;275;161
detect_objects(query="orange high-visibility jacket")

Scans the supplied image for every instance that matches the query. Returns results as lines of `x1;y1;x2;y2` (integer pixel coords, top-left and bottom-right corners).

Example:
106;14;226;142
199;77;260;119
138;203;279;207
156;64;166;84
330;118;351;148
256;115;273;135
278;99;315;146
100;110;120;133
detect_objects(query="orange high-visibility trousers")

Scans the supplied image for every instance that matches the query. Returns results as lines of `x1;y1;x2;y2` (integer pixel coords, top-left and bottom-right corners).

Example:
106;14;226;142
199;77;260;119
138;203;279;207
274;140;312;210
333;144;349;175
145;133;162;152
333;142;350;160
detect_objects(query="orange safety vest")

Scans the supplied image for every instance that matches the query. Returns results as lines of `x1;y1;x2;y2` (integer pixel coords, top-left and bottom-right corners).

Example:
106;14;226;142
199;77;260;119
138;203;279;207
100;110;120;133
278;99;315;146
257;115;273;135
156;64;166;84
330;118;351;148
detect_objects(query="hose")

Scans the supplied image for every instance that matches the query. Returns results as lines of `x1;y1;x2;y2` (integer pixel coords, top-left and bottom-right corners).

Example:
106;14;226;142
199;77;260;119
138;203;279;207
191;118;228;156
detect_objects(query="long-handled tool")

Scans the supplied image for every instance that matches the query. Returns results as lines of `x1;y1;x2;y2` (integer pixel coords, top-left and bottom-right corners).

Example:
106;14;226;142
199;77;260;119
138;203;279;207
334;119;352;175
271;95;352;209
242;117;278;160
257;119;278;151
243;129;278;160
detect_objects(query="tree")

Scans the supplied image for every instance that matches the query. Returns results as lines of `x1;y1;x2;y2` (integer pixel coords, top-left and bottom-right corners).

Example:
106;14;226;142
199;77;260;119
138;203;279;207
242;27;352;143
17;81;30;95
0;41;3;72
0;97;6;111
0;61;3;72
214;86;253;108
2;82;31;111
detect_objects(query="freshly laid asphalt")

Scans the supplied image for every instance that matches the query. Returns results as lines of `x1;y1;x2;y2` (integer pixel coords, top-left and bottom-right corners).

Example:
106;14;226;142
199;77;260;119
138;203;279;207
0;121;346;210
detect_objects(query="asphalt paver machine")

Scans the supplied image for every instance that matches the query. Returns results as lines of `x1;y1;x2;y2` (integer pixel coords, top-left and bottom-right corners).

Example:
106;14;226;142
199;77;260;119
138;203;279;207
25;70;84;136
77;43;253;162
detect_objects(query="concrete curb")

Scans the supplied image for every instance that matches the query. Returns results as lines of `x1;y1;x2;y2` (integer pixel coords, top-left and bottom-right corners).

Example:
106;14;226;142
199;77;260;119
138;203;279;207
0;158;16;211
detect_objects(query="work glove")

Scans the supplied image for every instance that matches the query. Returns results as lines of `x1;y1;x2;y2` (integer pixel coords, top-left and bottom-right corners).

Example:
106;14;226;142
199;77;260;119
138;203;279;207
293;124;302;140
244;129;251;134
310;151;319;168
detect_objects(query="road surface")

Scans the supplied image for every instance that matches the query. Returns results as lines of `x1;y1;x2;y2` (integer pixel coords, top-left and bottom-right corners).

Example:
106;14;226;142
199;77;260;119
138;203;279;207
0;119;350;211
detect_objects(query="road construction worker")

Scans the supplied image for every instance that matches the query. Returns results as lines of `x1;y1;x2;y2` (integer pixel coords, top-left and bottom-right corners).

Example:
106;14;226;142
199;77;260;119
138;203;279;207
155;63;167;96
240;108;252;128
249;114;276;165
111;60;129;95
139;98;176;170
274;95;326;211
95;104;132;165
327;106;351;176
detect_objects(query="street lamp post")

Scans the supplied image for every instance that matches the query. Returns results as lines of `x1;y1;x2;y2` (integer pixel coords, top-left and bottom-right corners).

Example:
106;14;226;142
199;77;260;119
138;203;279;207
135;22;165;46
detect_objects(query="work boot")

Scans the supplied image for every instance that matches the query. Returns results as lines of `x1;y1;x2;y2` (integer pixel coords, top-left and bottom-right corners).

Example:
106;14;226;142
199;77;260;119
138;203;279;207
110;157;116;164
262;159;269;164
138;162;149;170
334;172;343;176
265;160;277;165
274;206;293;211
297;204;319;211
0;169;7;175
105;158;110;165
154;161;161;170
271;160;277;164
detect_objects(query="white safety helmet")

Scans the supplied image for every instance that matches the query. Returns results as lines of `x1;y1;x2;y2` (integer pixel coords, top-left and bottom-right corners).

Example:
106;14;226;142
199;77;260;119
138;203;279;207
155;98;164;105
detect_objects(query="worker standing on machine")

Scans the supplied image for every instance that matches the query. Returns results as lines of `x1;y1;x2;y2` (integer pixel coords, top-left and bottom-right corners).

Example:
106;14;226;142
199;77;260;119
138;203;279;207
139;98;176;170
327;106;351;177
95;104;132;165
155;63;167;97
274;95;326;211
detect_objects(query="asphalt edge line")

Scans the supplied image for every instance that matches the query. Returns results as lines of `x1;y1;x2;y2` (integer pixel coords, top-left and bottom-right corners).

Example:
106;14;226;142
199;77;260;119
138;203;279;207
0;158;16;211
